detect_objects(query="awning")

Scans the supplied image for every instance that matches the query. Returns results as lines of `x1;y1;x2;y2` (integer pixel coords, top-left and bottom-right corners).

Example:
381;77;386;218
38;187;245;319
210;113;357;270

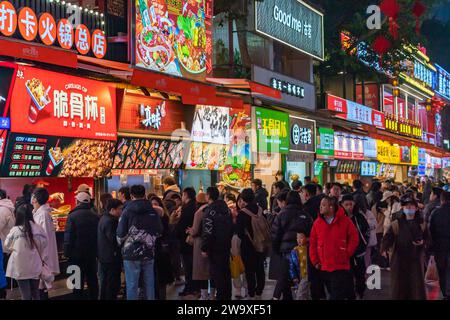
206;78;282;100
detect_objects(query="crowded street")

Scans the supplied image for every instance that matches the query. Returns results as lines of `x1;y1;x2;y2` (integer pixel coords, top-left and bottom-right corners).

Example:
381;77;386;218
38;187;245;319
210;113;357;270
1;0;450;305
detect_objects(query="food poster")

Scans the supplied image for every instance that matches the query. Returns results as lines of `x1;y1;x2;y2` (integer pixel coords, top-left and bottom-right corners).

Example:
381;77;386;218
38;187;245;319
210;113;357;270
10;66;117;141
0;133;115;178
134;0;213;81
186;142;228;171
191;105;230;145
222;107;252;189
113;137;186;170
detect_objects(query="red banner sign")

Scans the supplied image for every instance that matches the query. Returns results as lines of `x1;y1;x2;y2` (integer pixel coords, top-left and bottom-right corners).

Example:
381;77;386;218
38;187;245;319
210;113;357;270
10;66;116;141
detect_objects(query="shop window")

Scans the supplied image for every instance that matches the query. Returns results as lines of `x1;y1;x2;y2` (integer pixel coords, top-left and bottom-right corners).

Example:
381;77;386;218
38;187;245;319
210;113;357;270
383;86;394;115
397;93;406;120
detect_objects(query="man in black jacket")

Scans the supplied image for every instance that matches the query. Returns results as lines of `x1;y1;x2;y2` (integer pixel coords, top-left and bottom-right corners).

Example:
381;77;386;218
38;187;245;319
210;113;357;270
302;184;325;221
252;179;269;211
429;191;450;300
352;180;369;213
175;187;197;297
201;187;233;300
64;192;100;300
117;185;163;300
98;199;123;300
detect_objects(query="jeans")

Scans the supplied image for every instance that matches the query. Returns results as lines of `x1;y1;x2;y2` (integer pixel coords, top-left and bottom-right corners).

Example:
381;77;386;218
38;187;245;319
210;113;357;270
273;254;293;300
209;253;231;300
17;279;40;300
123;259;155;300
99;262;122;300
321;270;355;300
70;258;99;300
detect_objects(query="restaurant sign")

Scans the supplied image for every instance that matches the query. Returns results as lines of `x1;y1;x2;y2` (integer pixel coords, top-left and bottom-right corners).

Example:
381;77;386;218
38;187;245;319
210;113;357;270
10;66;117;141
334;132;364;160
376;140;400;164
255;107;289;154
316;127;334;158
289;116;315;153
191;105;230;145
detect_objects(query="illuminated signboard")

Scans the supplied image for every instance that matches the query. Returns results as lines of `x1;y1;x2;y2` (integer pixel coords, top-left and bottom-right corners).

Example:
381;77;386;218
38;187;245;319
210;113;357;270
271;78;305;98
361;161;378;177
134;0;213;81
316;127;334;158
334;132;364;160
255;107;289;154
435;64;450;101
0;62;17;128
289;116;315;153
191;105;230;145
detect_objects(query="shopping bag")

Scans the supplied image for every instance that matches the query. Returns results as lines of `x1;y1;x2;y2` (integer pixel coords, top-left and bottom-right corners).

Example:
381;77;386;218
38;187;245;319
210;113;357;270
425;256;439;284
230;256;245;279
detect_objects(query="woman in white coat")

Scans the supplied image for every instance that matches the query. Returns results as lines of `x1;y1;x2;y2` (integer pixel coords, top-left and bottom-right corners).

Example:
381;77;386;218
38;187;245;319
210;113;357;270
5;204;48;300
31;188;60;298
381;191;402;235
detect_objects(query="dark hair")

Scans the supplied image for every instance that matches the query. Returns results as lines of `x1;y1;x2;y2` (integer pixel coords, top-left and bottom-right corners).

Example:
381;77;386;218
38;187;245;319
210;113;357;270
206;187;220;202
304;183;317;197
169;193;182;201
100;193;113;210
341;194;355;203
432;187;443;199
106;199;123;212
32;188;50;206
316;184;323;193
15;204;34;246
331;182;342;189
441;191;450;203
225;193;237;203
21;184;36;204
149;196;164;208
183;187;196;201
252;179;263;188
371;181;382;192
325;182;332;190
150;196;169;218
240;188;255;204
274;181;286;191
0;189;6;200
291;180;302;191
147;193;158;200
276;190;289;203
118;187;131;201
130;185;146;199
353;180;363;190
286;191;302;208
163;176;176;186
304;176;312;183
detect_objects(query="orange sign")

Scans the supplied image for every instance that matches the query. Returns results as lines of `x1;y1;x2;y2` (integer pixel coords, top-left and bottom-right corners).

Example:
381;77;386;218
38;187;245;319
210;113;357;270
38;13;56;46
18;7;37;41
57;19;73;50
92;29;107;59
0;1;17;36
75;24;90;55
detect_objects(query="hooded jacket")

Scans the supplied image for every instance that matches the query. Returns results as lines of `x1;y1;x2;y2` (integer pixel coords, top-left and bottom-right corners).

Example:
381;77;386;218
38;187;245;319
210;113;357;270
163;185;181;201
201;200;233;255
117;199;163;261
0;198;15;251
98;212;121;264
254;188;269;211
309;207;359;272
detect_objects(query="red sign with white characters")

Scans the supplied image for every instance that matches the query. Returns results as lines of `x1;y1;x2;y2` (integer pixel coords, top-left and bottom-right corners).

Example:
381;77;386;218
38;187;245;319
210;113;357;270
10;66;116;141
327;94;385;129
0;1;17;36
91;29;107;59
38;13;57;46
75;24;91;55
57;19;74;50
18;7;38;41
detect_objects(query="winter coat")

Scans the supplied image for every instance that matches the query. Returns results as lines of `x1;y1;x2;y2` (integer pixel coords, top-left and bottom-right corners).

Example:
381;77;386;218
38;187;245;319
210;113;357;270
191;204;209;280
383;201;402;235
309;207;359;272
201;200;233;255
33;204;60;275
97;213;121;264
381;212;427;300
117;199;163;261
353;189;369;212
254;188;269;211
363;209;378;247
155;214;174;285
347;210;370;257
422;181;432;205
175;200;196;254
366;190;382;210
236;204;260;271
5;222;48;280
303;194;325;221
0;198;15;251
64;203;99;262
423;199;440;227
271;204;313;254
163;185;181;201
429;202;450;254
0;241;6;288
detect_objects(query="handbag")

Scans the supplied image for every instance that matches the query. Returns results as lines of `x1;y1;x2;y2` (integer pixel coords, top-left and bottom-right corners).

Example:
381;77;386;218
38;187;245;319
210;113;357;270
425;256;439;284
31;238;54;289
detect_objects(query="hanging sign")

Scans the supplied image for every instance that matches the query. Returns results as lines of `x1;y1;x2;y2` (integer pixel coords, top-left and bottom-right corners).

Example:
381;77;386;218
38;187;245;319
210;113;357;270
255;107;289;154
289;116;315;153
316;127;334;158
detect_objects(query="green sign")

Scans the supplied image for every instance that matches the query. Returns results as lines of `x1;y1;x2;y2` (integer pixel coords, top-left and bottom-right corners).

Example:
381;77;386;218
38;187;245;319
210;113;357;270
255;107;289;154
317;127;334;157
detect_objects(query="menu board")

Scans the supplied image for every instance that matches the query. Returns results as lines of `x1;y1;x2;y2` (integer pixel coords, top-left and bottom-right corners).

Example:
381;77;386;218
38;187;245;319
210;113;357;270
336;161;361;174
186;142;228;171
1;133;115;178
134;0;213;81
191;105;230;145
361;161;378;177
316;127;334;158
334;132;364;160
113;137;186;170
363;138;377;159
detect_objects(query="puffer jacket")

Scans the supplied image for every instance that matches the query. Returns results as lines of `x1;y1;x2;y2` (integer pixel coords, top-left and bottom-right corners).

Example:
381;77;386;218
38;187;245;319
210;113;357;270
303;193;325;221
201;200;233;255
429;202;450;254
309;207;359;272
0;198;15;251
271;204;313;254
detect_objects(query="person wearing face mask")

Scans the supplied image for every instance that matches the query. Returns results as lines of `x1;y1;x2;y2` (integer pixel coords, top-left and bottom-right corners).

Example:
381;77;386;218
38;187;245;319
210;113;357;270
381;195;427;300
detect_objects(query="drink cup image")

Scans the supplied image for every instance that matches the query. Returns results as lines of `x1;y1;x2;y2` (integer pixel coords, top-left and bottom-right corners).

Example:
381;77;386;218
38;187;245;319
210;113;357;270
46;144;63;176
25;79;51;124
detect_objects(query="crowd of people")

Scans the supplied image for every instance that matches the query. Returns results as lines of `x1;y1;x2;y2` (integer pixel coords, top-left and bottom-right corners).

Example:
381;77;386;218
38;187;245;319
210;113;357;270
0;174;449;300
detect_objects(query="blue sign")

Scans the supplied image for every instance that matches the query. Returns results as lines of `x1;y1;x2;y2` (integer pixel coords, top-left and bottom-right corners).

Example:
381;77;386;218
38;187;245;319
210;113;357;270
418;148;427;176
0;117;10;129
361;161;377;176
435;64;450;100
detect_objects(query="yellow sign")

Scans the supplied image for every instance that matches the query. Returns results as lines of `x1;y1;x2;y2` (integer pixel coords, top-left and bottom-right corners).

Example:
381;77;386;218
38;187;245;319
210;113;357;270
411;145;419;166
376;140;391;163
390;145;400;164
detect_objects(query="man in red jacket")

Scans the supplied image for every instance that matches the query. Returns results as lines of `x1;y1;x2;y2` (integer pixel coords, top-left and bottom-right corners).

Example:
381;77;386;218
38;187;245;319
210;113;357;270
309;196;360;300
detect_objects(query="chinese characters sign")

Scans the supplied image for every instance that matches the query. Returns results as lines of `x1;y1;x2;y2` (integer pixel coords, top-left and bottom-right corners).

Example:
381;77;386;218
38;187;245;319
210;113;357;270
316;127;334;158
376;140;400;164
289;116;315;153
435;64;450;100
255;107;289;154
255;0;324;60
0;3;106;58
191;105;230;145
10;66;116;141
361;161;378;177
334;132;364;160
363;138;378;159
270;78;304;98
327;94;385;129
356;84;379;109
134;0;213;81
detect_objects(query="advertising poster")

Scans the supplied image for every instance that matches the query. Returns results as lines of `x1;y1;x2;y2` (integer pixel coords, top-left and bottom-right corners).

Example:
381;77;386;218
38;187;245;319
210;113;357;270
356;84;379;109
418;148;426;176
10;66;116;141
134;0;213;80
223;106;252;189
334;132;364;160
361;161;378;176
289;116;315;153
191;105;230;145
186;142;227;171
411;145;419;166
363;138;377;159
400;146;411;164
113;137;186;170
255;107;289;154
1;133;115;178
316;127;334;157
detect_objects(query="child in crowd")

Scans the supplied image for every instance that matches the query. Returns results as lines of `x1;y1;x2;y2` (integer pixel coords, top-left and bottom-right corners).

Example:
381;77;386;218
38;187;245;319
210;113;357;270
289;233;310;300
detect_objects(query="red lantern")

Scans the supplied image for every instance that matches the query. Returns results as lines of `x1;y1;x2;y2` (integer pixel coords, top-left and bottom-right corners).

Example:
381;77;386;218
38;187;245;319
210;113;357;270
412;1;426;34
380;0;400;40
372;35;392;64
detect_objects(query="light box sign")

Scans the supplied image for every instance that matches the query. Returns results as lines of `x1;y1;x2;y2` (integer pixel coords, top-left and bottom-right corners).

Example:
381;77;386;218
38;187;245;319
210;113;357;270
10;66;117;141
435;64;450;100
191;105;230;145
363;138;377;159
255;107;289;154
327;94;385;129
255;0;324;60
418;148;426;176
0;62;18;122
316;127;334;157
411;145;419;166
187;142;228;171
361;161;378;177
334;132;364;160
134;0;213;81
400;146;411;164
289;116;315;153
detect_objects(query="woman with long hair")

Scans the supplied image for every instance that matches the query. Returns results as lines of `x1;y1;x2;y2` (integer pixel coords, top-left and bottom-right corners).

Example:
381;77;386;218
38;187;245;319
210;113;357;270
4;204;48;300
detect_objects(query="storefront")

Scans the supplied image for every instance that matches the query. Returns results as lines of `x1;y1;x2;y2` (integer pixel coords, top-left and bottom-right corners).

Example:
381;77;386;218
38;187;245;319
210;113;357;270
332;131;365;184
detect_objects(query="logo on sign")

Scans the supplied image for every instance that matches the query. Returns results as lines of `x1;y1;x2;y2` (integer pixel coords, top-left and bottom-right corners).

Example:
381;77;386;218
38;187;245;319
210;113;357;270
292;124;300;145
